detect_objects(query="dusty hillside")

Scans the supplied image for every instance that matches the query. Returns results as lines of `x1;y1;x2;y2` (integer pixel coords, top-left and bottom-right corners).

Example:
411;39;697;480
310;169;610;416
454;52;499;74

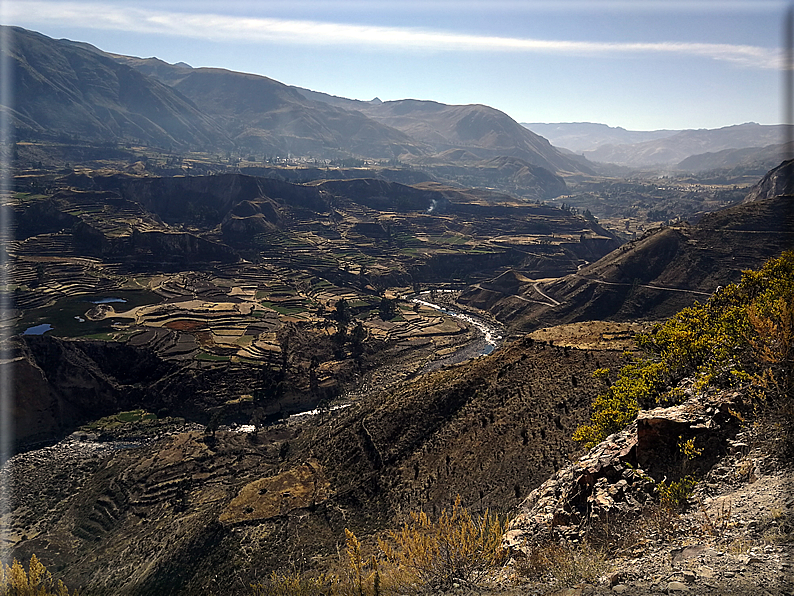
5;26;229;149
5;339;622;594
459;193;794;332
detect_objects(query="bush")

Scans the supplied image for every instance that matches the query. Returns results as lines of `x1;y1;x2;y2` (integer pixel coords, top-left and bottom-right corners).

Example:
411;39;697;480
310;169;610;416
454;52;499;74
574;251;794;449
658;475;697;512
0;554;78;596
573;357;669;449
377;497;507;592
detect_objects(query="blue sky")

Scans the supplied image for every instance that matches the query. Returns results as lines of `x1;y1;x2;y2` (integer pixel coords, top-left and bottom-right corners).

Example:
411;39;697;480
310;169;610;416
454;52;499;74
2;0;789;130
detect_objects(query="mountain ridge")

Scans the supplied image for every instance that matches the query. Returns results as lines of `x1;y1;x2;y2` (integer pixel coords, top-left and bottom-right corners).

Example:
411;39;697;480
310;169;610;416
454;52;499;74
3;26;231;150
458;192;794;331
103;48;592;174
583;122;791;167
522;122;678;153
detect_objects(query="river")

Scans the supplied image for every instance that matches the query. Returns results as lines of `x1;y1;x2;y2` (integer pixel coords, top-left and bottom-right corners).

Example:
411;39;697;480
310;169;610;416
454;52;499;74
408;290;504;374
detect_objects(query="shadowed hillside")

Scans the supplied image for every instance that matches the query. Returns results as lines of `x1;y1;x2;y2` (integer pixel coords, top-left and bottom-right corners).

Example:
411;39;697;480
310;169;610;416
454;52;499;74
459;193;794;331
7;337;621;593
3;27;230;149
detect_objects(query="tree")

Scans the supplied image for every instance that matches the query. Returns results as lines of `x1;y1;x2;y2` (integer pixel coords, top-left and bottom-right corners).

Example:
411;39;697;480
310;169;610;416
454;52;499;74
332;325;348;359
574;251;794;449
253;365;285;405
203;410;223;443
379;297;397;320
350;322;367;358
333;298;352;324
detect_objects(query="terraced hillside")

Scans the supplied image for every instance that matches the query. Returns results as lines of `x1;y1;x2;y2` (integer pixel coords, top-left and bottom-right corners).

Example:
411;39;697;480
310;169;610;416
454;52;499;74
459;193;794;331
7;170;621;451
5;337;623;594
8;172;619;331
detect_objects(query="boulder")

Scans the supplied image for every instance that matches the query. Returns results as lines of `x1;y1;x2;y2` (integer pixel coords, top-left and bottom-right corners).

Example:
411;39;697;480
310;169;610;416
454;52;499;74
504;388;743;550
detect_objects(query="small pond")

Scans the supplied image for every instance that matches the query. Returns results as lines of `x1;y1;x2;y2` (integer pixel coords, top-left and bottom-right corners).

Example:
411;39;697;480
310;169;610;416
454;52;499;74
23;323;53;335
16;290;161;338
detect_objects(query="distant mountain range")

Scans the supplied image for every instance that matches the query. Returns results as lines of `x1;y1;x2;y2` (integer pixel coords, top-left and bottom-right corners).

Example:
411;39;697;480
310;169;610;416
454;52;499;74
3;26;589;183
522;122;678;153
675;141;793;175
6;25;789;182
524;121;792;171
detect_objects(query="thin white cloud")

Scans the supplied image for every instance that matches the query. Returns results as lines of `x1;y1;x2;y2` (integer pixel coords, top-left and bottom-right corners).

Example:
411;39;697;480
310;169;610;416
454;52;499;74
6;1;783;69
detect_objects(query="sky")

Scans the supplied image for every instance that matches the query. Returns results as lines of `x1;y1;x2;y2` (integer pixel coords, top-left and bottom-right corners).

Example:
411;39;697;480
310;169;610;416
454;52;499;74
1;0;790;131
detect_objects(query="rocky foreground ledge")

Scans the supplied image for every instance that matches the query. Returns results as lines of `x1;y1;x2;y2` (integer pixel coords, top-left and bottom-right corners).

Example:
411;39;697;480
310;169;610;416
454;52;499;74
501;386;794;595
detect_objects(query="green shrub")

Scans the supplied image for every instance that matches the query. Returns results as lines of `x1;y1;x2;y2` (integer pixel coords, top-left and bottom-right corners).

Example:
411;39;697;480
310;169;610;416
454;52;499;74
573;357;669;449
575;251;794;450
658;475;697;512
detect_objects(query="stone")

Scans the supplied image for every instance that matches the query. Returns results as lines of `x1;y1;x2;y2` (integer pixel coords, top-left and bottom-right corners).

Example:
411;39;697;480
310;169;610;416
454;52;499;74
612;585;629;593
666;581;689;592
698;567;715;579
505;389;744;551
670;545;708;563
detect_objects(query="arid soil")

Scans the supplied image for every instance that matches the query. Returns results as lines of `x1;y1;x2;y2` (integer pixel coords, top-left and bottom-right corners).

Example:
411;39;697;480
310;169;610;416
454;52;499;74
3;338;623;594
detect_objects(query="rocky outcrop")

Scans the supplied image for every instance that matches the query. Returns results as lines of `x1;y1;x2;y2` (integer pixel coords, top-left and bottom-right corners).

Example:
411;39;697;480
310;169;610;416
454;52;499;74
504;388;743;549
8;336;171;451
743;158;794;203
503;422;651;548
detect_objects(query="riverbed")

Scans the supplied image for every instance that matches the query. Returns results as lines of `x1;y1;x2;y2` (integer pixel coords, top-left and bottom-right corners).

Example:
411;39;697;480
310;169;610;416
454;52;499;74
409;290;504;374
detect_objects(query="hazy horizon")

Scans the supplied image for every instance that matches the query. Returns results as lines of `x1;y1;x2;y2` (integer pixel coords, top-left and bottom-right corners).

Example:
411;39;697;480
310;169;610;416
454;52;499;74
2;0;788;132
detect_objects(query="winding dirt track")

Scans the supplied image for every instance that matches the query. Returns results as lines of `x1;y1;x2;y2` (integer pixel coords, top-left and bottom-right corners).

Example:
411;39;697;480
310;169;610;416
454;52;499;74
532;282;561;305
569;273;714;297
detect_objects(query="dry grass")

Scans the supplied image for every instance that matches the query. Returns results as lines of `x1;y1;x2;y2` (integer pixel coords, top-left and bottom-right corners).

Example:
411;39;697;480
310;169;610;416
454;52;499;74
251;498;508;596
0;555;78;596
378;497;508;592
515;541;610;588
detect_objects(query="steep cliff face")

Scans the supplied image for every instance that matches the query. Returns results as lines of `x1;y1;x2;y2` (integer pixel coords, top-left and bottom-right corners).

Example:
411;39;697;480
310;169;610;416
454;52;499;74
13;197;81;240
9;336;172;450
743;159;794;203
70;172;329;224
73;223;239;265
8;333;340;453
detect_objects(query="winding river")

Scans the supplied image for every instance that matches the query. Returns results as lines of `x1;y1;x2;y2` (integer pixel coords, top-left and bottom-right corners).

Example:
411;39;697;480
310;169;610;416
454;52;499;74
408;290;504;373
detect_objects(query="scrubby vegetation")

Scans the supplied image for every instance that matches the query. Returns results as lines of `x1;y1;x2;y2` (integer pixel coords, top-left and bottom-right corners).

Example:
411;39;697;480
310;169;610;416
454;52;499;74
517;541;609;588
378;497;507;592
250;498;507;596
574;251;794;449
0;555;78;596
